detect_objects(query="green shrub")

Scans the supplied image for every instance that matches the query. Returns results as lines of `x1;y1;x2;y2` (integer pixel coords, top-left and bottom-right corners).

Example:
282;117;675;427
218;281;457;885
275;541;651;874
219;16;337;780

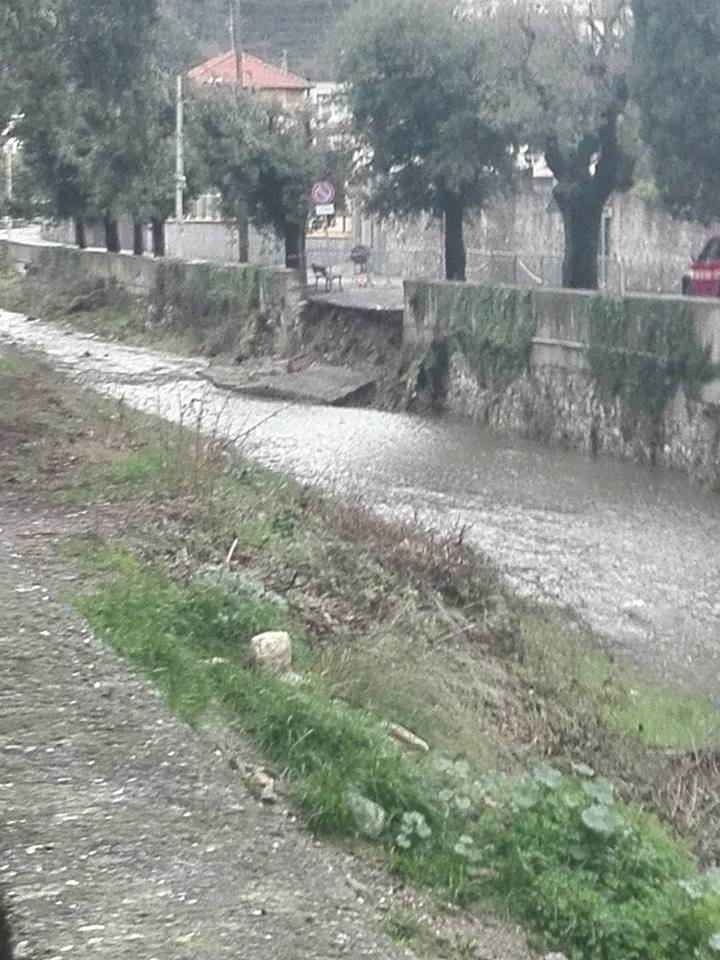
474;770;720;959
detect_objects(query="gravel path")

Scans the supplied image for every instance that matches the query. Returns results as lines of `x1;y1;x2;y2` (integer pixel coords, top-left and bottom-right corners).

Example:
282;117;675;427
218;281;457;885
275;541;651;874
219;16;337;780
0;500;411;960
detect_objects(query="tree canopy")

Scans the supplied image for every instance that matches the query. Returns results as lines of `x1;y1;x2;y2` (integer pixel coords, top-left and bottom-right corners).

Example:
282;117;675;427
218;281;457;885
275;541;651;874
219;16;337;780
193;86;346;276
0;0;56;132
633;0;720;225
339;0;516;281
18;0;164;247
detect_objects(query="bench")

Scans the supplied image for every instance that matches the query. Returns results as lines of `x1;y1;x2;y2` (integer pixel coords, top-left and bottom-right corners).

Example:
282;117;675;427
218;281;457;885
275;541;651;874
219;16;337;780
311;263;343;292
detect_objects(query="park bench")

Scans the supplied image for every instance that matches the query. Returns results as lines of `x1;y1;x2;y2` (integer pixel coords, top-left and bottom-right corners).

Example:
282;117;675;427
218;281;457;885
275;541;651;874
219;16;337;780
311;263;343;292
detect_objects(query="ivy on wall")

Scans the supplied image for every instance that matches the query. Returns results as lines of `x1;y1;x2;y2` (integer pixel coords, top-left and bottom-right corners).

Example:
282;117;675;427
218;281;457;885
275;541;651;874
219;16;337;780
155;260;286;336
445;285;535;383
409;282;536;384
587;296;716;425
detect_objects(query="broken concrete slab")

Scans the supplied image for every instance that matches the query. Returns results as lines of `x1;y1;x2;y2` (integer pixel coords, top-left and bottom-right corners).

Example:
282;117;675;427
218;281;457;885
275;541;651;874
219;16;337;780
203;362;377;407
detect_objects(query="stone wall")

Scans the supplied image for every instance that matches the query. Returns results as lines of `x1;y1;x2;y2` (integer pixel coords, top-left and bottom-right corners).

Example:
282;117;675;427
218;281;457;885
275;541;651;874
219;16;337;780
405;279;720;483
40;184;716;295
366;182;716;293
0;238;301;355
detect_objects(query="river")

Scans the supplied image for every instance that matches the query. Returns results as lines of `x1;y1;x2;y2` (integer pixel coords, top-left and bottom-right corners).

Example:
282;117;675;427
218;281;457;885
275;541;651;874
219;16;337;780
2;308;719;702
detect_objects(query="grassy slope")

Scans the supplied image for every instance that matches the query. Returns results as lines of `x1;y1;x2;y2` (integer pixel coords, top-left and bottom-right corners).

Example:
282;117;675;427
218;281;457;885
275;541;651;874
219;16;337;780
2;351;720;960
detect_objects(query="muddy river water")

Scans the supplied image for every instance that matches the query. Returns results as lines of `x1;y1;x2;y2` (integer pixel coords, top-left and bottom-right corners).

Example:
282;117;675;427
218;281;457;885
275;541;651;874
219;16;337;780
2;309;719;702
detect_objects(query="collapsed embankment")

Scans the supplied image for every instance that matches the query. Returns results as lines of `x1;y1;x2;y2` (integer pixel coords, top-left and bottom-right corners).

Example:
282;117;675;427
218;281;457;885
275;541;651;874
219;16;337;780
0;238;405;394
3;237;720;482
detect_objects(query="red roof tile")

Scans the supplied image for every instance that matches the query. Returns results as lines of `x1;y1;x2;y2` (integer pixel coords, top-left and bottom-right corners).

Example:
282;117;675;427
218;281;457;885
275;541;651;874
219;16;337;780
188;51;311;91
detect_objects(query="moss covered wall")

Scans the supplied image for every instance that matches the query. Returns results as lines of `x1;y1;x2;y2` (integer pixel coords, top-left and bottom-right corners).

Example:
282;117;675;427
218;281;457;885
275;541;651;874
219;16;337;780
0;239;298;355
405;279;720;481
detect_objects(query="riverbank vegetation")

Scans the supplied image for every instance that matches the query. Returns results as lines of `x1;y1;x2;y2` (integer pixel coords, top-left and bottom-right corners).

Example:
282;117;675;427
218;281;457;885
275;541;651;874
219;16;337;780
2;349;720;959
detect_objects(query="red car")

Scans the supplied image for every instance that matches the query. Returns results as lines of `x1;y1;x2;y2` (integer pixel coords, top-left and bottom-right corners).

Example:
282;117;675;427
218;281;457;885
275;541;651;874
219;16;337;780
683;237;720;296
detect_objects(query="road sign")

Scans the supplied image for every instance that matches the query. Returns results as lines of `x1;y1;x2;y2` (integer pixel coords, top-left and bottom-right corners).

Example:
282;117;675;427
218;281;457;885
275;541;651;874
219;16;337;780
311;180;336;206
315;203;335;217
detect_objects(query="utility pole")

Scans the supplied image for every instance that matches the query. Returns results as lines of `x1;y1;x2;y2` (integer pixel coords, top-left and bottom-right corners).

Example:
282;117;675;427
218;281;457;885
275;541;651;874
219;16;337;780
175;74;185;228
230;0;242;89
229;0;250;262
4;144;12;236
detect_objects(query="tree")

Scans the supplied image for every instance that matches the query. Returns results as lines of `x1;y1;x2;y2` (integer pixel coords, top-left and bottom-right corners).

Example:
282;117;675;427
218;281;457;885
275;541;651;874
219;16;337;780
18;0;161;250
192;87;339;279
632;0;720;225
114;75;203;258
0;0;56;132
338;0;515;281
494;0;634;290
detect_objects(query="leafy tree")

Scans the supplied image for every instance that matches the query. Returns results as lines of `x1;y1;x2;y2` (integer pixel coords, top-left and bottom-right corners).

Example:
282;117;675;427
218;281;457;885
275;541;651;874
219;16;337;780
0;0;56;132
18;0;161;249
193;87;342;278
632;0;720;225
338;0;515;281
493;0;634;289
115;76;203;257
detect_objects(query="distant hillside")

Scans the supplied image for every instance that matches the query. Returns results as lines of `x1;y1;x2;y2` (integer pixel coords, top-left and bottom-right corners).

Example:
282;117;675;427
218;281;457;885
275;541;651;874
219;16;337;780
161;0;355;79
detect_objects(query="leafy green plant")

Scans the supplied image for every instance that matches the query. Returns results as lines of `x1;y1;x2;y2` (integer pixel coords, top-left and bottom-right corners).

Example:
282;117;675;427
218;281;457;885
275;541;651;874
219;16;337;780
475;767;720;960
442;283;535;383
587;295;716;426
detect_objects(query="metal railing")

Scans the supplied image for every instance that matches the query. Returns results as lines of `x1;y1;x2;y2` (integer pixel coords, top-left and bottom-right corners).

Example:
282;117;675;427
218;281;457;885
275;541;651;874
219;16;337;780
373;247;688;296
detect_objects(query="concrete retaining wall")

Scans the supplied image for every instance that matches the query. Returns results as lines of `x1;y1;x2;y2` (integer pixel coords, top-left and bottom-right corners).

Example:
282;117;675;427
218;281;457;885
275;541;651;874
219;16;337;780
405;279;720;482
0;238;302;355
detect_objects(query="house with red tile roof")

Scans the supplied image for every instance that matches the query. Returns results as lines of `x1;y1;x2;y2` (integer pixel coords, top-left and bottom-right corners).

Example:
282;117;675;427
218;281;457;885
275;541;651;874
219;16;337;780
188;51;312;107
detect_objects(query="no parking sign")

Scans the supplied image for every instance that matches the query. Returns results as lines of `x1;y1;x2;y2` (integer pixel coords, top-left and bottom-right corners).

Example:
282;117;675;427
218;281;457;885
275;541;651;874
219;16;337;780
311;180;336;217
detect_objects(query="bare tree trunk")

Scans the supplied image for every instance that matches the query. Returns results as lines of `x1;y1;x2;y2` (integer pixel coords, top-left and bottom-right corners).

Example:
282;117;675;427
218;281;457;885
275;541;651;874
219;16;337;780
103;215;121;254
284;222;306;282
444;195;466;282
151;217;165;258
74;218;86;250
556;190;603;290
132;219;145;256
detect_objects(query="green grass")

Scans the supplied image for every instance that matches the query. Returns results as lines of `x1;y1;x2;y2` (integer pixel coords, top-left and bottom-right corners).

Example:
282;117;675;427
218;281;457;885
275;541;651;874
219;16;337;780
0;261;24;310
65;304;200;354
0;352;30;376
521;609;720;751
77;551;720;960
383;908;476;959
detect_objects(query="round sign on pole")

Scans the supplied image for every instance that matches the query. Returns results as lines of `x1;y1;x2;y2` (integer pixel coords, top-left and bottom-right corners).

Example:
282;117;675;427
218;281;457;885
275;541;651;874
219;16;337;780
311;180;336;206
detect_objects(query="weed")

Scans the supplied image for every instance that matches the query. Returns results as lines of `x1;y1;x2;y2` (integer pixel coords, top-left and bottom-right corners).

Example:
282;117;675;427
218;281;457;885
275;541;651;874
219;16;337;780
521;608;720;751
475;769;720;960
78;555;720;960
383;908;476;959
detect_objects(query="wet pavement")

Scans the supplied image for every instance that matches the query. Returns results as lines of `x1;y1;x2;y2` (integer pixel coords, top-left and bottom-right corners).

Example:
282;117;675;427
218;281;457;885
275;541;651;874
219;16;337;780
1;308;719;703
